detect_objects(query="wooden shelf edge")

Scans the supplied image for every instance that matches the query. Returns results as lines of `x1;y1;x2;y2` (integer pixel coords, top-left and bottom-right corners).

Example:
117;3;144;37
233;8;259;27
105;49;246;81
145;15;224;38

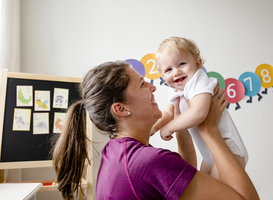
0;160;53;170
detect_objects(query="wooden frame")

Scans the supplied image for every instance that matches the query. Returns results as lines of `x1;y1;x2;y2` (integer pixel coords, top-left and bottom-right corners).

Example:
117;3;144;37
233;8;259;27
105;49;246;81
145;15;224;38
0;69;93;199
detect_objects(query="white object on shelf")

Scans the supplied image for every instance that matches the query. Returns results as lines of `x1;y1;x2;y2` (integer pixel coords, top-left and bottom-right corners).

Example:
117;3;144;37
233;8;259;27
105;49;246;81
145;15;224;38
0;182;42;200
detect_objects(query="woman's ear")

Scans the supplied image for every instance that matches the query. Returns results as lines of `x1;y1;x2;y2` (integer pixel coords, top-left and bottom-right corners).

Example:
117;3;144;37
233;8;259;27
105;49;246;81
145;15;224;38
112;103;130;117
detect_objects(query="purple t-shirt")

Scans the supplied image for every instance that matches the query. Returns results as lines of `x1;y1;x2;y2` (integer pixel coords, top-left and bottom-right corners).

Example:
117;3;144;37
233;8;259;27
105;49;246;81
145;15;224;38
96;137;197;200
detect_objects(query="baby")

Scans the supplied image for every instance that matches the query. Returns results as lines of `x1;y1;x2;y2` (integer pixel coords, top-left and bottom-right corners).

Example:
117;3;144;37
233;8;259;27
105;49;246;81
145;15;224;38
153;37;248;178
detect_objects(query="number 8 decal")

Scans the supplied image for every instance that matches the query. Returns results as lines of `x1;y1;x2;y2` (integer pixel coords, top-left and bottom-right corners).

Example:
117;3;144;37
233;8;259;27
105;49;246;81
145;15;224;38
255;64;273;88
224;78;245;103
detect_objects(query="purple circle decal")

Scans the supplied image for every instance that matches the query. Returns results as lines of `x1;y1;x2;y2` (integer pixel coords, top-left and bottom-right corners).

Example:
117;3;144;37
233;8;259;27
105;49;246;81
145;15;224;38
125;59;146;77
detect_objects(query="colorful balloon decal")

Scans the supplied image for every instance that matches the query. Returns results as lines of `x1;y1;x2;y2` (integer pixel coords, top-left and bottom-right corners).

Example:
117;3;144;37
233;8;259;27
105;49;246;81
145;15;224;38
238;72;262;103
207;71;226;90
131;54;273;111
140;53;161;80
224;78;245;110
255;64;273;94
202;66;207;73
125;59;146;77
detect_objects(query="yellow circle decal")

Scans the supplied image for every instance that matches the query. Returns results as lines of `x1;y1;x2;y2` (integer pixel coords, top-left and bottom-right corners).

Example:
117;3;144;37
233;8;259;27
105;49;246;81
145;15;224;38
140;53;161;80
255;64;273;88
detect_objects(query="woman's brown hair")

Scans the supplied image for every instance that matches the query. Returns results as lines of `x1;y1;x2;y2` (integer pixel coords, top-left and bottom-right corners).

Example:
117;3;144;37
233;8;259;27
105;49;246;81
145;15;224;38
52;61;131;199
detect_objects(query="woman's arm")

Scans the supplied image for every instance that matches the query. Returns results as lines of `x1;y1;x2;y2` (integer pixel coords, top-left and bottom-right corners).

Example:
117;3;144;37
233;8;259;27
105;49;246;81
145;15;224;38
179;89;259;200
174;97;197;168
176;130;197;168
161;93;211;140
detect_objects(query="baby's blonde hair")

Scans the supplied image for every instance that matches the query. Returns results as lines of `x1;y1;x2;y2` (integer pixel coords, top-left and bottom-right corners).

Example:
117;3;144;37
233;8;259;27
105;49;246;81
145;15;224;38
155;37;204;75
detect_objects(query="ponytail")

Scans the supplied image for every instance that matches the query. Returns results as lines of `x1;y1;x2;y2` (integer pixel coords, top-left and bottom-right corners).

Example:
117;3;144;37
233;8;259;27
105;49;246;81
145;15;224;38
52;61;131;199
53;100;90;200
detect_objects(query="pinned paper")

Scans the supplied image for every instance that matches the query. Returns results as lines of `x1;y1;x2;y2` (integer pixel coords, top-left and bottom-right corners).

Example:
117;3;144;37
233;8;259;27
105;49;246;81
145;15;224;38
33;113;49;134
16;86;33;107
53;88;69;109
12;108;31;131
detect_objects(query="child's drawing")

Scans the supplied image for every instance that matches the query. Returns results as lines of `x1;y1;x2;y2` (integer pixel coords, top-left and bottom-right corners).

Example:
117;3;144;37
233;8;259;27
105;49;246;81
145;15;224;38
53;88;69;109
16;86;33;107
33;113;49;134
36;122;48;131
12;108;31;131
15;116;28;128
53;112;66;133
34;90;50;111
55;118;63;130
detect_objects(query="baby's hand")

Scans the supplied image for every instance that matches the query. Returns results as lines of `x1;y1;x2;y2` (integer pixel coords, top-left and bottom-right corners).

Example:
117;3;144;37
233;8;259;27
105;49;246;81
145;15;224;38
150;126;156;136
160;126;174;141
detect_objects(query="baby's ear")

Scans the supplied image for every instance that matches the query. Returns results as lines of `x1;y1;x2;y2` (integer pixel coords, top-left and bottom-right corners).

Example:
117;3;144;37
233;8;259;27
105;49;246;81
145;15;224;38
196;58;203;69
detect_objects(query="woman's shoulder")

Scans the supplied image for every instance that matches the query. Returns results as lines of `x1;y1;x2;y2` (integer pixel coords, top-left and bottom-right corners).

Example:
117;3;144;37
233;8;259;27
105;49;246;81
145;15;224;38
105;137;183;164
127;139;183;164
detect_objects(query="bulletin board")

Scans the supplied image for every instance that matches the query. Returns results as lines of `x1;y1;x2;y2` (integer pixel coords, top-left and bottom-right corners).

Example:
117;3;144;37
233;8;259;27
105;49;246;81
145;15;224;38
0;69;83;169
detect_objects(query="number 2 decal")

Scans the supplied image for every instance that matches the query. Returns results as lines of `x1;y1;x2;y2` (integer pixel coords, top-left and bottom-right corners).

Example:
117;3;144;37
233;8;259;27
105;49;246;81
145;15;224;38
140;54;161;80
147;59;157;75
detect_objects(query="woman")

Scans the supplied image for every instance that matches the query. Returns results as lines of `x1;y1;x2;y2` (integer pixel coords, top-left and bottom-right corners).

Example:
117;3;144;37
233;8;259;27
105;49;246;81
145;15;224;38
53;61;259;200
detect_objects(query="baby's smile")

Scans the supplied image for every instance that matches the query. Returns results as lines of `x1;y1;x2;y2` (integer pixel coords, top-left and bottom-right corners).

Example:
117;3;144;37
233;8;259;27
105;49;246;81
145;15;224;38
174;76;186;84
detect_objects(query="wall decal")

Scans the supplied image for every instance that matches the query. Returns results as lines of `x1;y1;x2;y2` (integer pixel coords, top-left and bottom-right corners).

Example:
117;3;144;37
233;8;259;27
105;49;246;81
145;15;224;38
128;53;273;110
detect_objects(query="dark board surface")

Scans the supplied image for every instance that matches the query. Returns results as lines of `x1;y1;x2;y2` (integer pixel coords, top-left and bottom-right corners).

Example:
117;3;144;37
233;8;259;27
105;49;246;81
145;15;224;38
1;78;81;162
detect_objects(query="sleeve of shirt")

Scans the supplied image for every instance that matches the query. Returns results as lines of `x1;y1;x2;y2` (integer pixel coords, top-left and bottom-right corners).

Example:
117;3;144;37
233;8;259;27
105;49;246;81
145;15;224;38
184;69;217;101
158;149;197;200
132;147;197;200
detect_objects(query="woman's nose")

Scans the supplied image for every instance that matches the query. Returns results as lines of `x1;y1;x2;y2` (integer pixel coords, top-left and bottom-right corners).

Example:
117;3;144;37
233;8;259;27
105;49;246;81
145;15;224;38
149;83;156;93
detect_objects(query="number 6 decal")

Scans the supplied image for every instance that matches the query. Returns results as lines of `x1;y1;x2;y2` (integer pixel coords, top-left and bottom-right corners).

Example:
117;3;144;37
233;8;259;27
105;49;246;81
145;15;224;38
224;78;245;104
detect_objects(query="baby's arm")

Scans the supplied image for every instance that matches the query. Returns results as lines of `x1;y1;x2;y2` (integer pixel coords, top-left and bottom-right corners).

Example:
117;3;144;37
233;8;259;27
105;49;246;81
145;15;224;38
161;93;212;140
151;103;174;135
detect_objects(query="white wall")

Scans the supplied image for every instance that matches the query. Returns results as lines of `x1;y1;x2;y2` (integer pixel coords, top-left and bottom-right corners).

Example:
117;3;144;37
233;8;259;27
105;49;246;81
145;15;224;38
20;0;273;199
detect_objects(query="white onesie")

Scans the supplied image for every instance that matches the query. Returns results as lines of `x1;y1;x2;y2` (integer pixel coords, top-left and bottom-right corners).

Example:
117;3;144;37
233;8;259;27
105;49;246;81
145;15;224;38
168;69;248;168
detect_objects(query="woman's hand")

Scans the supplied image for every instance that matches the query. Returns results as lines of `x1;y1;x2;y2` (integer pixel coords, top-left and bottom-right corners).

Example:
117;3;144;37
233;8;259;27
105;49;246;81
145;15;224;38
213;82;220;96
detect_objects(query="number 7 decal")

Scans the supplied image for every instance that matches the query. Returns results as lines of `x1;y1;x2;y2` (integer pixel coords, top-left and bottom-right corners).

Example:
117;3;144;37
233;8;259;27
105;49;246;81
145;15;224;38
239;72;262;103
